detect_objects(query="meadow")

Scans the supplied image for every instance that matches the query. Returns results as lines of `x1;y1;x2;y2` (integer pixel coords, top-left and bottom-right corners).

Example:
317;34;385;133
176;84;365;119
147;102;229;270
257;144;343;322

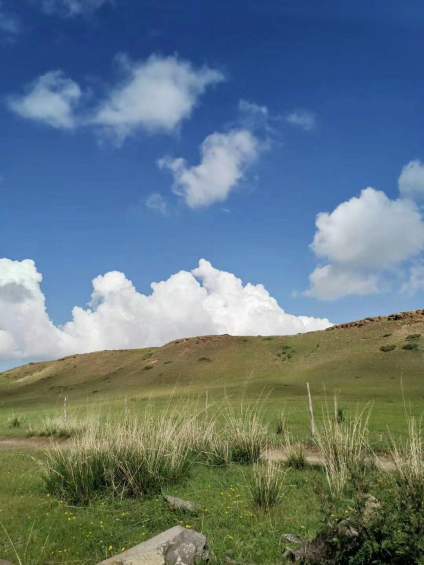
1;314;424;563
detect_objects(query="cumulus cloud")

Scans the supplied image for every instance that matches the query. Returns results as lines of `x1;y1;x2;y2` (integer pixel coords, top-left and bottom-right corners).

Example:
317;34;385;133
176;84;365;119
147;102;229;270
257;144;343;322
0;258;331;364
159;129;259;208
145;193;168;215
398;160;424;202
286;110;316;131
40;0;111;16
8;70;82;129
307;187;424;300
307;265;379;301
92;55;224;141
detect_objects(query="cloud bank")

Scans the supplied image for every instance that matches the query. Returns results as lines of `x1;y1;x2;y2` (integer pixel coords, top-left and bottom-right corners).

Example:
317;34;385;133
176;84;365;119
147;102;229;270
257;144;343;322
0;258;331;364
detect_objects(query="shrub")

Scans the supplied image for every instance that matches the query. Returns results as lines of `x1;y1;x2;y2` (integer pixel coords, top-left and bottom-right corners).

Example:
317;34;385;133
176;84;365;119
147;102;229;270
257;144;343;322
380;344;396;352
197;356;212;363
307;418;424;564
406;333;421;341
402;342;419;351
248;461;285;509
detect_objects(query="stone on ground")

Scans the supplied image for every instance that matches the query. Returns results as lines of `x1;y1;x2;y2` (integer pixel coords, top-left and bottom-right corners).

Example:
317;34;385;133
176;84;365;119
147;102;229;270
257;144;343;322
98;525;209;565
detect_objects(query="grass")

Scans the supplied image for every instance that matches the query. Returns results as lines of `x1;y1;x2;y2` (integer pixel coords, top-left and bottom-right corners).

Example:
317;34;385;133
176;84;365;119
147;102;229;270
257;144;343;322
0;449;323;564
248;461;286;509
314;404;371;496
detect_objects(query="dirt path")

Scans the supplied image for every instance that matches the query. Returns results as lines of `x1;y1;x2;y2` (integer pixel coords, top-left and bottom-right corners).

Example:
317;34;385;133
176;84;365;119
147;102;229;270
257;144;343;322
264;447;396;472
0;436;61;450
0;437;396;471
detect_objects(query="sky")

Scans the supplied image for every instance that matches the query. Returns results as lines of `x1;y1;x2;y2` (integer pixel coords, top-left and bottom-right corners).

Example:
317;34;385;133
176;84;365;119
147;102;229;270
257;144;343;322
2;0;424;368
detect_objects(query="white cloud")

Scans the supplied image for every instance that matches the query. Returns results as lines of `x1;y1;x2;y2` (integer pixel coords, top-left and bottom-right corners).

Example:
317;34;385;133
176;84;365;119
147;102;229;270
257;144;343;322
0;258;331;363
398;160;424;202
307;265;379;300
159;129;259;208
41;0;111;16
0;2;20;38
307;187;424;300
286;110;316;131
92;55;224;141
401;261;424;294
145;193;168;215
8;70;82;129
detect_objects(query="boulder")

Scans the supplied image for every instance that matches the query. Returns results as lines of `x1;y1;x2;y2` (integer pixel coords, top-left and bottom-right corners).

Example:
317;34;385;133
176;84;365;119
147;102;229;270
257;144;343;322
98;526;208;565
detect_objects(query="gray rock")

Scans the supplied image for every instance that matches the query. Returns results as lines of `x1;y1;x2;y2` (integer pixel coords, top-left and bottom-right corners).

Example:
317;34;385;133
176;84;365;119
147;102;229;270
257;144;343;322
164;529;209;564
164;495;199;514
98;526;208;565
0;560;13;565
281;533;303;545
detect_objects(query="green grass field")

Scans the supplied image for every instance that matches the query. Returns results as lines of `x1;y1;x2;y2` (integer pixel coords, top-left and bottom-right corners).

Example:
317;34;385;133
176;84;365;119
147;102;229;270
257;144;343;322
0;313;423;563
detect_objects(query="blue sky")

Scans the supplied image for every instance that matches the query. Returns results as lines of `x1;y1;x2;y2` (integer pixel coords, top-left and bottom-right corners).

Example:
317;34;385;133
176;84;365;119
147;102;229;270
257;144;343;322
1;0;424;366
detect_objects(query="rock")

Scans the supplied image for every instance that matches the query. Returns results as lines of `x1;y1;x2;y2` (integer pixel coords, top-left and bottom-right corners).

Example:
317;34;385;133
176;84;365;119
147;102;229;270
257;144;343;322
98;526;208;565
164;529;209;564
281;533;303;545
164;495;199;514
0;560;14;565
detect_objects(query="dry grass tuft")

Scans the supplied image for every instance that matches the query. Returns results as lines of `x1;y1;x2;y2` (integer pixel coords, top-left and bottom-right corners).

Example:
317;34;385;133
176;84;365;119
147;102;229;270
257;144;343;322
249;460;285;509
315;405;371;496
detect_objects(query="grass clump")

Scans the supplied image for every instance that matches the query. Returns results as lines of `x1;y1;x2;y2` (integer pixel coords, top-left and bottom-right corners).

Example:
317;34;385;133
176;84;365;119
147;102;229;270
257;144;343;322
224;405;269;464
43;413;196;504
249;461;285;509
380;344;396;352
314;406;370;497
402;342;419;351
28;416;85;438
285;441;306;470
7;414;23;429
309;418;424;563
406;333;421;341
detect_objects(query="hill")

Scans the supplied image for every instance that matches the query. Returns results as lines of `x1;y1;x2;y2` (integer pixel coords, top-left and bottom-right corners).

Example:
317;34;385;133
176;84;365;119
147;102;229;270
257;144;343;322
1;310;424;414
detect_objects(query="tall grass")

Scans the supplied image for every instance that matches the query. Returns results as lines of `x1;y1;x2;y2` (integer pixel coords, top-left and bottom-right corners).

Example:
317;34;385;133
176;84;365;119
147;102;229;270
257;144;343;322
283;432;306;470
248;461;285;509
43;402;272;503
314;405;371;496
43;412;197;504
390;417;424;507
224;404;269;464
28;415;86;438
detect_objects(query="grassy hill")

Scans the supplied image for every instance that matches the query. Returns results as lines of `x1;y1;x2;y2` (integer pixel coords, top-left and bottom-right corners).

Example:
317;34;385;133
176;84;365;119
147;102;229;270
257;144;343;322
1;310;424;437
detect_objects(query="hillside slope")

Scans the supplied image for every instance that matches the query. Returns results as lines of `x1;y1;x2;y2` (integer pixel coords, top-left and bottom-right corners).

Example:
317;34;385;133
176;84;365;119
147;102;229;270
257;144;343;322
1;310;424;409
